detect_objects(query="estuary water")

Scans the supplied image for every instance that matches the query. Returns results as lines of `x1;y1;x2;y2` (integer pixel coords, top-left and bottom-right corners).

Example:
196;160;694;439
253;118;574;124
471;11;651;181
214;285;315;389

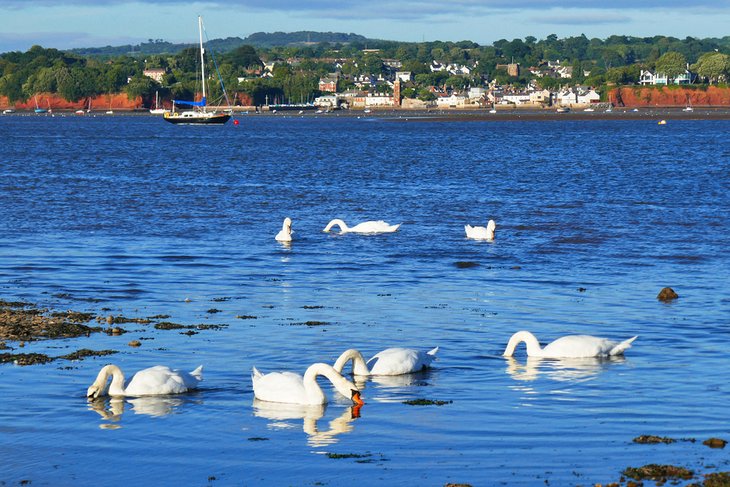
0;113;729;486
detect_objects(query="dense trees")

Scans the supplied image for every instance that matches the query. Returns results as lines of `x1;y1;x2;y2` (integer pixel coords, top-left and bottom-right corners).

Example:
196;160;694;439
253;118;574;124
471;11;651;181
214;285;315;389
2;33;729;105
693;52;730;83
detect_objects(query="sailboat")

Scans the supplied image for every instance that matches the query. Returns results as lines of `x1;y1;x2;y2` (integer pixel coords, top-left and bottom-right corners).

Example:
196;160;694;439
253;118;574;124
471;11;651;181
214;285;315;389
163;16;230;125
682;96;693;112
34;95;47;114
150;91;169;115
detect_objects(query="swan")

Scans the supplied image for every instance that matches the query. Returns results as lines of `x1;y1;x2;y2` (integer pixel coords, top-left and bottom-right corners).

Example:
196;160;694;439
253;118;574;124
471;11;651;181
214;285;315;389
334;347;438;376
275;217;292;242
323;218;401;234
87;364;203;398
465;219;496;240
252;362;364;405
502;331;637;358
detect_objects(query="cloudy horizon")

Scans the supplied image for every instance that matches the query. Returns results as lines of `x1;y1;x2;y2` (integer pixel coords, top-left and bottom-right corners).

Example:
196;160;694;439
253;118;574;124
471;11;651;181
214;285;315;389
1;1;729;52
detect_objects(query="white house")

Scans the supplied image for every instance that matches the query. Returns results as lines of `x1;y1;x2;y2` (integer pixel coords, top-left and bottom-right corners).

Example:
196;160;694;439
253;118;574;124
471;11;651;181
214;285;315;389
557;89;577;106
430;61;445;72
436;93;468;108
468;87;487;100
143;68;166;83
529;89;552;104
640;69;693;85
577;89;600;105
395;71;413;83
502;93;531;105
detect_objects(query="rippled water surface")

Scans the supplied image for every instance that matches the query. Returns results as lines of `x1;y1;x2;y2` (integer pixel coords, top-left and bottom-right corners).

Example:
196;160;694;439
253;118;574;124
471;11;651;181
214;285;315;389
1;114;729;486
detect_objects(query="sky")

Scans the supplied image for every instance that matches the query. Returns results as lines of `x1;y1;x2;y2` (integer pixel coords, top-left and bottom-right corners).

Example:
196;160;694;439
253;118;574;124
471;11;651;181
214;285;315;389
1;1;730;53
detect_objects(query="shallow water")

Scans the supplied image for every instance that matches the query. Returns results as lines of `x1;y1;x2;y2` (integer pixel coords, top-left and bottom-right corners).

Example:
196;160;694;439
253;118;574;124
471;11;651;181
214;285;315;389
1;113;729;486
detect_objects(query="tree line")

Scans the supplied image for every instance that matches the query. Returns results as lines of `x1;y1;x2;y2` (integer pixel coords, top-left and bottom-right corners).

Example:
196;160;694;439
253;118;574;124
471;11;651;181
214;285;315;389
1;33;729;106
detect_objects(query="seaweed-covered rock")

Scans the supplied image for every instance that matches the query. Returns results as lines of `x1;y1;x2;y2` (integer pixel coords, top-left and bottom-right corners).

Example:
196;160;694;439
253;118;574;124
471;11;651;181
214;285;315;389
633;435;676;444
623;464;694;482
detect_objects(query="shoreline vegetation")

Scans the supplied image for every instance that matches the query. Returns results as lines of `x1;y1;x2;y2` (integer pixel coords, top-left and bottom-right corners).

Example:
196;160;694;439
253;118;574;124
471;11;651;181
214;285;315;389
2;35;730;116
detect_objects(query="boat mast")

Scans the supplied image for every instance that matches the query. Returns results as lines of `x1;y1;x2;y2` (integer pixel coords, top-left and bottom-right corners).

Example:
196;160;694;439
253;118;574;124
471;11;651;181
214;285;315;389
198;15;206;112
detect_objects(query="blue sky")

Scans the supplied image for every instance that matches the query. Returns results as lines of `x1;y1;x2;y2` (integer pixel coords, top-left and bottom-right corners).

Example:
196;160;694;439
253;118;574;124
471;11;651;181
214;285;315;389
1;1;730;53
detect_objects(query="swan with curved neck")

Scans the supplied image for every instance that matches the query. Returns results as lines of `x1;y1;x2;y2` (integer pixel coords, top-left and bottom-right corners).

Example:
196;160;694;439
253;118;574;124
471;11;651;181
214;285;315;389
252;362;364;405
333;347;438;376
502;331;637;358
275;217;292;242
465;219;496;240
87;364;203;398
323;219;401;234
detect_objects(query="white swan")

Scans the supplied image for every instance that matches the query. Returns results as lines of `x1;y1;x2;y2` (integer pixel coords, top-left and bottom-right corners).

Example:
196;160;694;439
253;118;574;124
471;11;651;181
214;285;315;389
334;347;438;376
502;330;637;358
87;364;203;398
275;217;292;242
465;219;496;240
323;218;401;234
252;362;364;405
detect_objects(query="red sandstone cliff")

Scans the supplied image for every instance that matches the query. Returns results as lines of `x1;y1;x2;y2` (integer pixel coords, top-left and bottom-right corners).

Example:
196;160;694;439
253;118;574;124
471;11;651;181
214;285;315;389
609;86;730;107
0;93;143;111
1;92;254;111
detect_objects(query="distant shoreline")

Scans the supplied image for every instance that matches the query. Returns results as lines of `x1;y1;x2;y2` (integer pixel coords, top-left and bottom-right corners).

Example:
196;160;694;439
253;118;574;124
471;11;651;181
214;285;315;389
4;106;730;122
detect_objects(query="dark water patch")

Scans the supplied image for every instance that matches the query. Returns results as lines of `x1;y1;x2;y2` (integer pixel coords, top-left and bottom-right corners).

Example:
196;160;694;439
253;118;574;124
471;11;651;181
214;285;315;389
289;321;332;327
236;315;258;319
403;399;453;406
454;261;480;269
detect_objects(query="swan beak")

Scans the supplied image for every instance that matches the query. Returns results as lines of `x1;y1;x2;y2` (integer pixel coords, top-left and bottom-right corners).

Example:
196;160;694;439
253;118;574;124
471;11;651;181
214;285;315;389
351;404;363;418
87;387;99;399
351;390;364;406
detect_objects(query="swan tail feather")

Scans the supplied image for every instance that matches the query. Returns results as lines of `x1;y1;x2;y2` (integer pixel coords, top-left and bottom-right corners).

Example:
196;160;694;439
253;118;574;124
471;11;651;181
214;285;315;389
190;365;203;380
427;346;439;356
252;366;263;380
610;336;638;356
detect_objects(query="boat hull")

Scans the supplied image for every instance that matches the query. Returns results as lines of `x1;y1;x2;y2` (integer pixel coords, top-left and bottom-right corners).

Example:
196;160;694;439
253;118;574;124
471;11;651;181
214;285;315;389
163;113;230;125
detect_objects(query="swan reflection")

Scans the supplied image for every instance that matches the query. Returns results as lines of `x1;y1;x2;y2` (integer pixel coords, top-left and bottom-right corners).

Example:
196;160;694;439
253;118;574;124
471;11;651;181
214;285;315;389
253;399;361;447
88;394;193;426
505;355;626;382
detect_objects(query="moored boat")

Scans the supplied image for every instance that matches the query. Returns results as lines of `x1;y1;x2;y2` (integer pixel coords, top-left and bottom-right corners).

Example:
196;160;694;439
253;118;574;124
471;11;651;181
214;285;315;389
163;16;231;125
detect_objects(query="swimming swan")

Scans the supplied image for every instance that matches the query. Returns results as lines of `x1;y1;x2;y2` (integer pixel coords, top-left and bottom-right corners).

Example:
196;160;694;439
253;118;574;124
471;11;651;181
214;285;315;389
87;364;203;398
333;347;439;376
275;217;292;242
252;362;364;405
465;219;496;240
502;331;637;358
323;219;401;234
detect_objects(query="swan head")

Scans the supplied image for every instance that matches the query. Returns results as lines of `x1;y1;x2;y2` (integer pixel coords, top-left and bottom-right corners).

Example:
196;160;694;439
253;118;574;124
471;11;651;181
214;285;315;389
331;373;364;405
87;383;105;399
351;390;364;406
487;219;496;238
283;217;292;229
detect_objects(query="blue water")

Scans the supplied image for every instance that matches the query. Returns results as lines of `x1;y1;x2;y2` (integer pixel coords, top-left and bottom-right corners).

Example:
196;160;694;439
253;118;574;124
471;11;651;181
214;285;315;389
1;113;729;486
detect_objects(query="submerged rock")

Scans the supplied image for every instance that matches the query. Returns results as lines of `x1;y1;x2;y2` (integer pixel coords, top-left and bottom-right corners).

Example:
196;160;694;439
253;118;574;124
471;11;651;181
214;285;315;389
703;438;727;449
657;287;679;302
623;464;694;482
633;435;676;444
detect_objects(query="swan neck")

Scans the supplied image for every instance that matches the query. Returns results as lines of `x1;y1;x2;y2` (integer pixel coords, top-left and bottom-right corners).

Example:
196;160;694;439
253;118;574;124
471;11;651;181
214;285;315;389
503;331;543;357
304;363;355;401
333;349;370;375
325;219;347;232
102;364;127;395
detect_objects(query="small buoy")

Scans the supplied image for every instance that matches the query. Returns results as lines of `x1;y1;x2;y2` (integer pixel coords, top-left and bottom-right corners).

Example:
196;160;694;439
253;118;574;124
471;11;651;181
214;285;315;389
233;119;239;126
658;119;667;125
